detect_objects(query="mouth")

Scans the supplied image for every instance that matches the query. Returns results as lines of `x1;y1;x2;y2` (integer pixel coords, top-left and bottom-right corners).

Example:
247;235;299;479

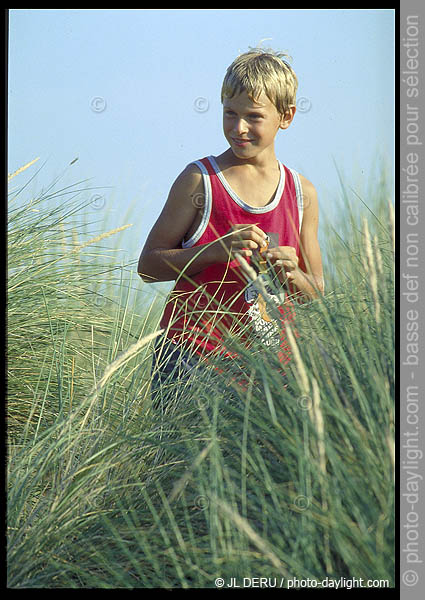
232;138;253;146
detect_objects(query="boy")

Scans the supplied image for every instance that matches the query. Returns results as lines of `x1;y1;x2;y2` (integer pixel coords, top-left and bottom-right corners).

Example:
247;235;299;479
138;48;324;406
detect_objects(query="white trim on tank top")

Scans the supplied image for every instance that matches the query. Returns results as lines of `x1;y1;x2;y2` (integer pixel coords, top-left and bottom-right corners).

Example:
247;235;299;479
182;156;303;248
287;167;304;231
207;155;286;215
181;159;212;249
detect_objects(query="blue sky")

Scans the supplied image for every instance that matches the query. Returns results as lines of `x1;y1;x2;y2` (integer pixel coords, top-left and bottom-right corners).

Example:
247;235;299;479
8;8;395;287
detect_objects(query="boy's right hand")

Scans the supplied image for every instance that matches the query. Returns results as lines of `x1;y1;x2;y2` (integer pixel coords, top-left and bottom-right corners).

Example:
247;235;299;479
214;224;268;263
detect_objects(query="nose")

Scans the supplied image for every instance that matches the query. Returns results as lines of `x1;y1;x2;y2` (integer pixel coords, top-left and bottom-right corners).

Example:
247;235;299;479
233;118;248;136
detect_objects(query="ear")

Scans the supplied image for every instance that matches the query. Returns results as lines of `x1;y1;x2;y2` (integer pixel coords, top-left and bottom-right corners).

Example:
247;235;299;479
279;105;296;130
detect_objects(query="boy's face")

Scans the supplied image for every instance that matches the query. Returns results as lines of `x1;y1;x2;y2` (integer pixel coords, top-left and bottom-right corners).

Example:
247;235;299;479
222;90;294;160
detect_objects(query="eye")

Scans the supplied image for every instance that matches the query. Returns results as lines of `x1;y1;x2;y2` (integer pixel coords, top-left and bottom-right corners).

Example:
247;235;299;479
249;113;263;120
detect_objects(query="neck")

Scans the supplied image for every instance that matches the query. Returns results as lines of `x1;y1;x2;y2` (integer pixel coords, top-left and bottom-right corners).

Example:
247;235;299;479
220;145;278;171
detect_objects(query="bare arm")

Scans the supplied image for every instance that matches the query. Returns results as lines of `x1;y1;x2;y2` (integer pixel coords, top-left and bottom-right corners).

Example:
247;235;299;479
138;165;267;283
137;164;213;282
291;175;325;299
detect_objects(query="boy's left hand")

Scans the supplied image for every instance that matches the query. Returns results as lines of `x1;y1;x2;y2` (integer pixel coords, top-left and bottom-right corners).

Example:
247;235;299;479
265;246;299;284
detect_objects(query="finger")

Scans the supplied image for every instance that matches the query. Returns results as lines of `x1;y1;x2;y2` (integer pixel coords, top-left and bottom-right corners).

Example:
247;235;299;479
279;258;298;267
271;261;297;277
232;248;252;259
233;223;266;236
235;234;268;252
266;248;296;259
250;224;268;244
232;224;267;247
265;252;291;264
279;245;297;254
276;266;294;278
274;260;298;273
232;238;259;251
276;247;298;261
267;254;298;269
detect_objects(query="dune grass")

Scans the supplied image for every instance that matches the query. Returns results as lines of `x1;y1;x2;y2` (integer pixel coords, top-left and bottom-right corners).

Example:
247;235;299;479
7;161;395;588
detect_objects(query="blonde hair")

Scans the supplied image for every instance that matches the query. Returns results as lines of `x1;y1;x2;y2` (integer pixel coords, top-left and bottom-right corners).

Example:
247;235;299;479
221;47;298;116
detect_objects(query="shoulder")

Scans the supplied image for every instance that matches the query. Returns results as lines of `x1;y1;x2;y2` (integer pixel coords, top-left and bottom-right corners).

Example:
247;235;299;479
284;165;318;207
142;161;206;252
298;173;318;204
166;161;205;207
171;161;204;191
291;172;320;239
296;173;319;221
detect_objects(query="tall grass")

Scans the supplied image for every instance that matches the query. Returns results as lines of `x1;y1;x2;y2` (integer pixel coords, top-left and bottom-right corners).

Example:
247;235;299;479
7;161;394;588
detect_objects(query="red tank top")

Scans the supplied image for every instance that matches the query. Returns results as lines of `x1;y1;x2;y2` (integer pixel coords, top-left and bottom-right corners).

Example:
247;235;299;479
159;155;304;367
